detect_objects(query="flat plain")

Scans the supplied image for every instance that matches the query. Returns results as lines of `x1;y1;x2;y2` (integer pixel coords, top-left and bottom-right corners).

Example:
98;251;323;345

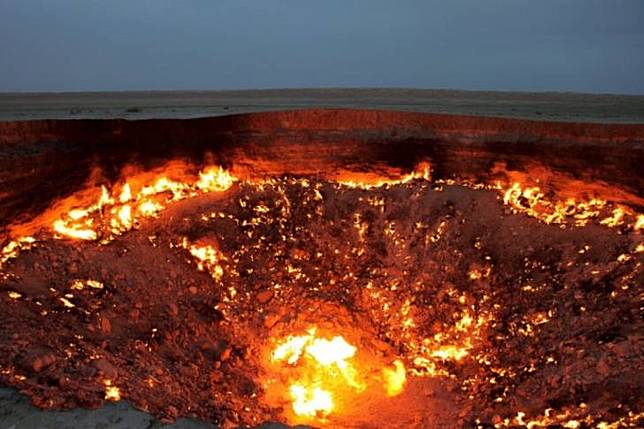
1;88;644;123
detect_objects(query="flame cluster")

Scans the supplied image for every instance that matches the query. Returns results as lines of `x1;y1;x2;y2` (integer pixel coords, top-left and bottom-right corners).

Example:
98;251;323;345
52;166;236;242
269;328;405;421
336;162;431;189
502;182;643;230
496;407;644;429
102;379;121;401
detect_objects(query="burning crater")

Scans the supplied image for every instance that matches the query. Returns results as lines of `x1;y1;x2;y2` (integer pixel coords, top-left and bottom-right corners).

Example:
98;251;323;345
0;110;643;428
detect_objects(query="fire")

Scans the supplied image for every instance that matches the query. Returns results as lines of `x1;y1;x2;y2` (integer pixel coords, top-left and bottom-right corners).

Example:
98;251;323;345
269;328;405;422
137;200;163;216
501;182;642;230
49;165;237;242
52;219;97;241
382;359;406;396
289;385;333;417
179;238;226;283
495;407;644;429
103;379;121;401
196;166;236;192
70;279;104;290
270;329;361;418
0;236;36;269
635;215;644;231
118;183;132;203
337;162;431;189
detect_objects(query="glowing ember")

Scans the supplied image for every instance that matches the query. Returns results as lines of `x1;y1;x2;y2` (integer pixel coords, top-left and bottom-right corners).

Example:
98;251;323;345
0;236;36;269
7;291;22;299
70;279;104;290
179;238;226;282
103;379;121;401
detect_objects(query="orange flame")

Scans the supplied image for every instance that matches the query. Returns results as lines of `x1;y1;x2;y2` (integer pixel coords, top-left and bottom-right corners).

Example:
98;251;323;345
49;166;237;242
269;328;405;422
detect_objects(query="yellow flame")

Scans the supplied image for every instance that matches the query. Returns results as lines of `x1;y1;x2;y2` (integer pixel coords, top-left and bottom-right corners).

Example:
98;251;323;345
103;379;121;401
289;385;333;417
1;236;36;268
271;329;372;419
52;219;97;241
337;163;431;189
70;279;104;290
382;360;406;396
196;166;237;192
49;166;236;241
635;215;644;231
306;336;357;367
600;207;626;227
273;333;312;365
181;239;226;281
500;182;642;230
270;328;407;420
118;183;132;203
116;204;132;229
138;200;163;216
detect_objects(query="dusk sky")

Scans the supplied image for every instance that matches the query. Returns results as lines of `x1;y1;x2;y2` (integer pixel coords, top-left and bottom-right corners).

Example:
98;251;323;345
1;0;643;94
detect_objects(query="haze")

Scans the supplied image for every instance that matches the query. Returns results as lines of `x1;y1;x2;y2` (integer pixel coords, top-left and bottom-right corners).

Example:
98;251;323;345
1;0;643;94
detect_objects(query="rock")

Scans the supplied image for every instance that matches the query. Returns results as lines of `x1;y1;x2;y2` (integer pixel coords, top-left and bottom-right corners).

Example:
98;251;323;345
93;358;118;379
100;316;111;334
263;314;280;328
256;290;273;304
596;358;611;376
31;353;57;372
220;347;232;362
167;303;179;316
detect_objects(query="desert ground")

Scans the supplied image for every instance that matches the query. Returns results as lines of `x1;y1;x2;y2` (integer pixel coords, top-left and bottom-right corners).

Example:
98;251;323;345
1;88;644;123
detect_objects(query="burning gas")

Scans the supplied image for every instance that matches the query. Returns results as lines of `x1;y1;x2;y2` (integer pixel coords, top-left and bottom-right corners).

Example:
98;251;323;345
49;165;236;242
267;327;405;422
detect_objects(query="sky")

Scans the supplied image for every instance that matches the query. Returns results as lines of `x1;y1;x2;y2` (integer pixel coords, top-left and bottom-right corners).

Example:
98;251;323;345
1;0;643;94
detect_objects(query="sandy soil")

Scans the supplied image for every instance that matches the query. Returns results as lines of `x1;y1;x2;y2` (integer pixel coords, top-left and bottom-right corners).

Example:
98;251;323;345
1;88;644;123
